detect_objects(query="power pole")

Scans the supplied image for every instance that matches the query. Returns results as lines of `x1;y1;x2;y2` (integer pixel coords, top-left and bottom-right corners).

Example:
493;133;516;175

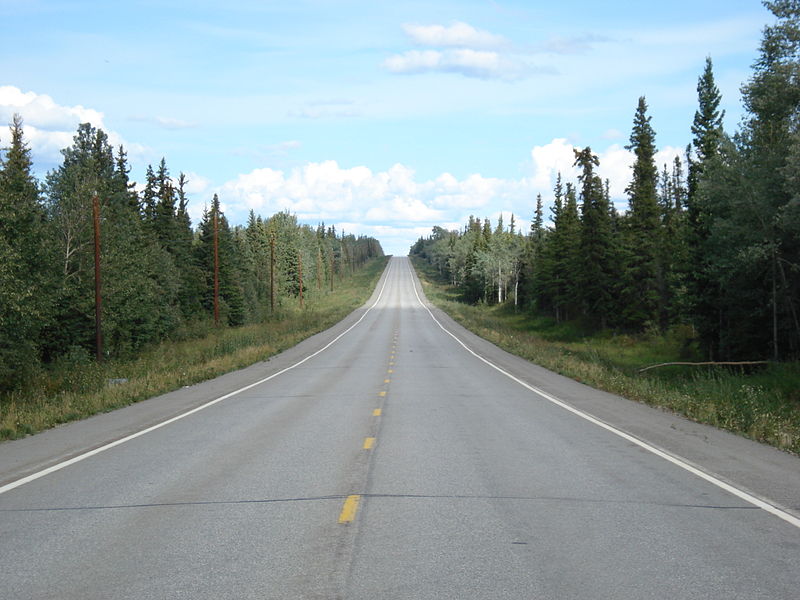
316;247;322;291
270;234;275;313
213;208;220;326
93;194;103;362
330;252;334;292
298;252;304;309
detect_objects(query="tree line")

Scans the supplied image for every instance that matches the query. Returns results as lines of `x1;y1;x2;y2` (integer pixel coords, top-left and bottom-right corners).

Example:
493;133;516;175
0;120;383;393
411;1;800;363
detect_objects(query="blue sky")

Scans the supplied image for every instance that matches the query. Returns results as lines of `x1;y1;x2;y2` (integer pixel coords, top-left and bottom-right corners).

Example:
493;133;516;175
0;0;770;254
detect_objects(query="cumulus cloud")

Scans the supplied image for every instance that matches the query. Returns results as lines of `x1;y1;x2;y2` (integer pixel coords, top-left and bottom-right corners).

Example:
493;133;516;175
217;160;439;224
0;85;149;170
529;137;684;202
402;22;507;49
0;85;104;131
530;138;579;189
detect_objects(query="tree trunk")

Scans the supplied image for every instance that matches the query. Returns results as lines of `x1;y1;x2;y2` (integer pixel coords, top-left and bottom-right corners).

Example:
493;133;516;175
772;255;778;361
498;263;502;304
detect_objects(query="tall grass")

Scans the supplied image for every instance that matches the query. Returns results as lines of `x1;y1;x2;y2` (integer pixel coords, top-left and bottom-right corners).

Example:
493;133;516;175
413;259;800;454
0;257;389;441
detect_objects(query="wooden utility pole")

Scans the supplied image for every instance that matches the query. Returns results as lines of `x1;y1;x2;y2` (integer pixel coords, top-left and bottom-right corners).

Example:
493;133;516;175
213;208;220;326
316;247;322;291
93;194;103;362
330;253;334;292
270;234;275;313
298;252;304;309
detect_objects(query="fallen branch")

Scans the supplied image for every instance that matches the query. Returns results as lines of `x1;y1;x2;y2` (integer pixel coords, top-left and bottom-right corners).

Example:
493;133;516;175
638;360;770;373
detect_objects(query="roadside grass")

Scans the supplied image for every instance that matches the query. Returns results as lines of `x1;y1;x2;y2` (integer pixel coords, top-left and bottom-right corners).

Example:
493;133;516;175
0;257;389;441
412;258;800;454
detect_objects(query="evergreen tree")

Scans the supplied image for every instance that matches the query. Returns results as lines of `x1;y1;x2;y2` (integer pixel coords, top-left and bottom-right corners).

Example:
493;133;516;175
173;173;204;318
519;194;545;307
195;194;245;326
685;58;726;355
623;97;661;329
140;164;157;223
535;176;564;316
704;0;800;358
688;57;726;199
575;147;613;327
553;181;582;320
114;145;138;212
656;157;688;328
0;115;55;389
153;158;179;253
44;123;181;357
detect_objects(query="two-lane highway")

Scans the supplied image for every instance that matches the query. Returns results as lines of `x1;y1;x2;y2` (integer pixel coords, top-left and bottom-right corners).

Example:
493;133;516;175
1;257;799;599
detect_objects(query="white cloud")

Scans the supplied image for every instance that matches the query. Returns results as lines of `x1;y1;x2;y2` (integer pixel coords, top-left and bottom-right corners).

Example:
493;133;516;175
530;138;580;189
383;48;535;80
217;160;441;225
402;22;507;49
529;137;684;203
212;159;541;255
0;85;104;131
430;172;519;209
0;85;149;170
385;21;554;81
211;141;686;247
384;50;441;73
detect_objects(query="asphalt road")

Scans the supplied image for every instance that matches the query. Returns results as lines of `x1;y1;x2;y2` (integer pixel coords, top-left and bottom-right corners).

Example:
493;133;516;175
1;256;799;599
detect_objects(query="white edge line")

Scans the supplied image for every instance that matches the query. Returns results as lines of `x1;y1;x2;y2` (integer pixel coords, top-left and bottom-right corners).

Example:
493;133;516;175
408;262;800;530
0;262;394;496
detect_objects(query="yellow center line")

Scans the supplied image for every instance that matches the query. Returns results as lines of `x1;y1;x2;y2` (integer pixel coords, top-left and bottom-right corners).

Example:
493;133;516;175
384;379;391;383
388;369;394;373
373;408;382;416
363;437;376;449
379;391;386;397
338;495;360;523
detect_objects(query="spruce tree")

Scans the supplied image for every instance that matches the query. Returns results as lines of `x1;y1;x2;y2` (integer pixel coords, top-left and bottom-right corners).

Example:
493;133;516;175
195;194;245;326
623;97;661;329
535;177;563;317
575;147;613;327
0;115;55;389
682;58;727;356
174;173;204;318
44;123;181;357
688;57;725;198
713;0;800;358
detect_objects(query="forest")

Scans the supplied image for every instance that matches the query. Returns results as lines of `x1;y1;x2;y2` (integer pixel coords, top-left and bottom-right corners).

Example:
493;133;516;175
411;2;800;364
0;119;383;395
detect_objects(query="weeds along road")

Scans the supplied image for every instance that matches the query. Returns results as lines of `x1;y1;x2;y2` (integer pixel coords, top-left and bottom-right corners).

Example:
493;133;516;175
1;256;799;599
